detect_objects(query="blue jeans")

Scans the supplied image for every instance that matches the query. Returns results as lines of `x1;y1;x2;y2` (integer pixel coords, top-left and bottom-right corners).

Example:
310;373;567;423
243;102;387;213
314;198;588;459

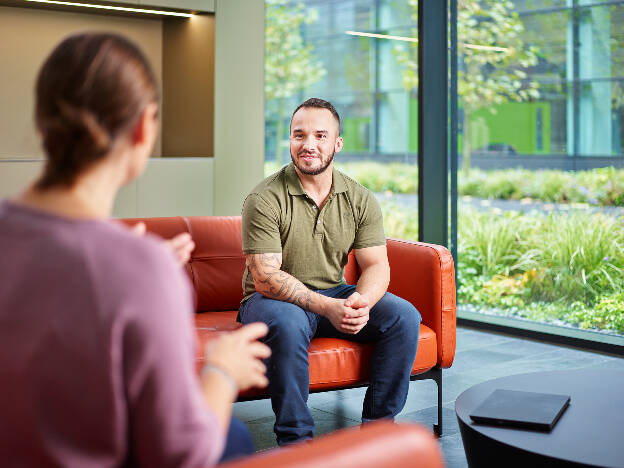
239;284;421;445
218;417;255;463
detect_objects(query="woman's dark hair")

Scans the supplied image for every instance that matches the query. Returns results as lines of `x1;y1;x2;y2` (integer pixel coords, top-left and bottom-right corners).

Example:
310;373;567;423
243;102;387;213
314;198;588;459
35;32;158;189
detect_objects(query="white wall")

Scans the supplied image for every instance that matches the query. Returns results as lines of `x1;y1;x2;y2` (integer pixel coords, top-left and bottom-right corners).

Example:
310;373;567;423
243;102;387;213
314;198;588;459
0;158;214;218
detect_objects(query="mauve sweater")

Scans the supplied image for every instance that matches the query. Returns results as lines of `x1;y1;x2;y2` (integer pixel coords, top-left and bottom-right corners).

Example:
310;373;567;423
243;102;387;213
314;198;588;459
0;201;223;468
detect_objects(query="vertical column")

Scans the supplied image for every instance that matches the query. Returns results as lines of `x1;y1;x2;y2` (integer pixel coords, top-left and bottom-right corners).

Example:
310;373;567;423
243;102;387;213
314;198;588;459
450;0;458;269
214;0;265;215
578;5;612;155
418;0;448;246
566;0;579;160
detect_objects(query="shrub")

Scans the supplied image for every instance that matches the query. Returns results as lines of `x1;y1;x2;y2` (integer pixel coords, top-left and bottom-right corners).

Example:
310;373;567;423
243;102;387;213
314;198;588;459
458;209;533;277
519;212;624;303
461;167;624;206
381;205;624;306
567;293;624;333
479;170;526;200
469;274;528;308
333;162;624;206
530;170;569;202
338;163;418;193
380;201;419;241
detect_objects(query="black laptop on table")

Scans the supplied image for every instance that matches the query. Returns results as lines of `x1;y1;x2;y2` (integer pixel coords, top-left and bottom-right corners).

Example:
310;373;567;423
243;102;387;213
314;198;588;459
469;389;571;432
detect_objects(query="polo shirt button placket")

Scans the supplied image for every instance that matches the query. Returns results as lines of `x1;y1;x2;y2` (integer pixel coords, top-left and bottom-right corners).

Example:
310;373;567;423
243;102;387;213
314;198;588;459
315;217;322;236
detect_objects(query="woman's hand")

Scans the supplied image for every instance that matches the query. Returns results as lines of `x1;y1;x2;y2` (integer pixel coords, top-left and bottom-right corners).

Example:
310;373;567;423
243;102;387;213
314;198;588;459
203;323;271;392
129;222;195;265
165;232;195;265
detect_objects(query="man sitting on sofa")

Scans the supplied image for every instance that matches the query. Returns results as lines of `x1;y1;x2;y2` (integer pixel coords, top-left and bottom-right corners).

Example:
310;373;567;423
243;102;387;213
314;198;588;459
239;98;422;445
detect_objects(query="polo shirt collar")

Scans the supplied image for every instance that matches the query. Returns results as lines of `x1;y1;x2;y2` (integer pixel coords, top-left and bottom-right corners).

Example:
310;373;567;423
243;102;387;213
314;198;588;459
285;163;306;195
285;163;348;196
332;167;348;194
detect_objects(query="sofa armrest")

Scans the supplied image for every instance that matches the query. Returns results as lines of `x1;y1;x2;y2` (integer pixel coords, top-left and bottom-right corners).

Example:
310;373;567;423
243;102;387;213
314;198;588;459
386;239;456;368
218;421;444;468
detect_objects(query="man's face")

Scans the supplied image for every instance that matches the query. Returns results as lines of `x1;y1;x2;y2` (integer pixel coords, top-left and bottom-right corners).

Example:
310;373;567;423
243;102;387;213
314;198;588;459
290;107;343;176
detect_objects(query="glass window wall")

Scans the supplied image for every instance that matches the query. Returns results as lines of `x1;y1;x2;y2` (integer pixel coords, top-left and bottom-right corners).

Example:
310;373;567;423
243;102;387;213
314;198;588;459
457;0;624;341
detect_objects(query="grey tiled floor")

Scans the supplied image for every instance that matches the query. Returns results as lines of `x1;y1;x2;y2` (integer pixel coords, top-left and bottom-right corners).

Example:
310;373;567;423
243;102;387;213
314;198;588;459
233;326;624;467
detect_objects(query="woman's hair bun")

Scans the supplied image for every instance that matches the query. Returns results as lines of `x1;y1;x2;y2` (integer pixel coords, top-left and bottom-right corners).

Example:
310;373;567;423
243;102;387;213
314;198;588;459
56;99;112;154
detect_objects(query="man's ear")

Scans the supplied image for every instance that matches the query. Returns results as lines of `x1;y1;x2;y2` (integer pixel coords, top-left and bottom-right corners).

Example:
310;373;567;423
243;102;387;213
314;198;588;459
335;136;344;153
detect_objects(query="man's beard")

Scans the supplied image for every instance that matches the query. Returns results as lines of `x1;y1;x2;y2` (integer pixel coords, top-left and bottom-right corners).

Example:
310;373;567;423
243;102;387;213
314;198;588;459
291;150;334;176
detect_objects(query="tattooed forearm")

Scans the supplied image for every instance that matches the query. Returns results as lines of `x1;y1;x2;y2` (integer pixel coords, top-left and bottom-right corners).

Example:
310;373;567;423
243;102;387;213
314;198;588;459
246;253;317;311
290;286;313;310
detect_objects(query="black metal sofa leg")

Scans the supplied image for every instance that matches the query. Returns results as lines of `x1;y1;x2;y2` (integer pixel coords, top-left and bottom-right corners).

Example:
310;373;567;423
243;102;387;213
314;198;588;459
433;368;443;436
409;367;444;436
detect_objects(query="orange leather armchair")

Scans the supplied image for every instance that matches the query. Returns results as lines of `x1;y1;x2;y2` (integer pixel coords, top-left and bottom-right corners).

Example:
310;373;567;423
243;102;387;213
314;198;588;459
121;216;456;435
220;420;445;468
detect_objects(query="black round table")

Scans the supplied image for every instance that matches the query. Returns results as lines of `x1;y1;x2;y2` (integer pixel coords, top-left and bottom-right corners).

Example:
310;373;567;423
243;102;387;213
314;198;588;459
455;369;624;468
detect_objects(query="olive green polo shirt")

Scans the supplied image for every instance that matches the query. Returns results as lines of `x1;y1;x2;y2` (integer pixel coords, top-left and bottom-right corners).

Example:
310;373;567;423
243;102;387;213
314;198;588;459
241;163;385;302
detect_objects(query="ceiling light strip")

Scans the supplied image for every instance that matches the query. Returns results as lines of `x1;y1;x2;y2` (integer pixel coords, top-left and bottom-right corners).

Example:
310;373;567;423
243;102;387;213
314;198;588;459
345;30;509;52
24;0;194;17
463;43;509;52
345;30;418;43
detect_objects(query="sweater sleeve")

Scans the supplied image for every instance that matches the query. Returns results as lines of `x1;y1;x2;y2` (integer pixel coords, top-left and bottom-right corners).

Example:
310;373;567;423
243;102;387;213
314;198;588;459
118;242;224;468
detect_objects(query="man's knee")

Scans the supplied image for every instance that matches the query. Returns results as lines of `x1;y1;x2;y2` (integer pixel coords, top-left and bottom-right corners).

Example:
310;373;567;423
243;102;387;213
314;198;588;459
397;296;421;334
398;297;421;325
377;293;421;337
244;296;313;347
268;310;312;343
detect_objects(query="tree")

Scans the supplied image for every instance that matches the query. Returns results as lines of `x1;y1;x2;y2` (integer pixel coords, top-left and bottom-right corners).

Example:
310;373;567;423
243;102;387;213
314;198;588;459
394;0;540;173
265;0;326;165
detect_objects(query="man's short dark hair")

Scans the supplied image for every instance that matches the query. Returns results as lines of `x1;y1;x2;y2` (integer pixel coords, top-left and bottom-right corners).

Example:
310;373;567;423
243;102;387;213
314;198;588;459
291;98;341;135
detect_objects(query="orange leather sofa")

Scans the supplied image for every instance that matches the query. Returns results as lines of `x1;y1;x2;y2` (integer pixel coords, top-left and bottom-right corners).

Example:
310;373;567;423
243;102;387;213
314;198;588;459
121;216;456;436
220;420;445;468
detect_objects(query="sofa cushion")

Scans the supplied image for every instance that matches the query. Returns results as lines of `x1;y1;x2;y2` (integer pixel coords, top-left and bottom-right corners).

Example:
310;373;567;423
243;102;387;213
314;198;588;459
193;311;437;398
187;217;247;311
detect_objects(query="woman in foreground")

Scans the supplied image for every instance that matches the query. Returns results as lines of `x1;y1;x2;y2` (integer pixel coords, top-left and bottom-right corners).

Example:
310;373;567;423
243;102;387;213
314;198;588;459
0;32;269;467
